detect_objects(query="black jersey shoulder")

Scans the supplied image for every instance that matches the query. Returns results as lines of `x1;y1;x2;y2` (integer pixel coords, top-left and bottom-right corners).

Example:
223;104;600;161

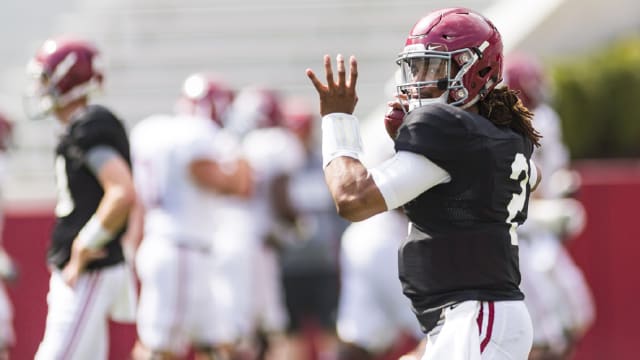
68;105;129;152
394;104;477;167
395;103;529;165
402;103;472;130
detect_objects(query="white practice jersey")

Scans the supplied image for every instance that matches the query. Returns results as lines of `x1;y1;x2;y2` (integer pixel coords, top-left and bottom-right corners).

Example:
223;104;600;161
518;103;595;354
238;126;305;237
212;126;304;335
530;104;569;198
130;114;240;246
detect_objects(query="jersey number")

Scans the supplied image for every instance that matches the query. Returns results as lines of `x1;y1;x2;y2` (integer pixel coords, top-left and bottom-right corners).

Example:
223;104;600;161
54;156;75;217
506;153;529;245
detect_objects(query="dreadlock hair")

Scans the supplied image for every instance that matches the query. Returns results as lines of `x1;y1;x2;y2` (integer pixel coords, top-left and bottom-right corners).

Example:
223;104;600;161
478;86;542;147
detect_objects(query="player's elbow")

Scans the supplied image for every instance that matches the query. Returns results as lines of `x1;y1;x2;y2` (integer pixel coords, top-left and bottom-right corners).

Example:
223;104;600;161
334;195;371;222
111;184;137;212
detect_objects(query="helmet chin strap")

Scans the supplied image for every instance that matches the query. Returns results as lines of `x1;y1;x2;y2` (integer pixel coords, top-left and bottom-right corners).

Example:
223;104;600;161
461;77;496;109
460;96;479;109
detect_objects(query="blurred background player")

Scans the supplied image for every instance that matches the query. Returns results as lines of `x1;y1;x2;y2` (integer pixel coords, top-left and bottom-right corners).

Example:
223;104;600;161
337;210;423;360
174;73;266;358
505;53;595;360
24;36;138;360
220;85;305;359
335;115;423;360
274;96;348;360
129;72;252;360
0;112;15;360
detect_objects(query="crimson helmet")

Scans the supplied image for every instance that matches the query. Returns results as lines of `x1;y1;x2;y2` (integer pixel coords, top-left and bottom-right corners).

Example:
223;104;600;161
24;36;103;119
175;73;235;126
226;85;283;135
282;97;315;143
396;7;503;110
503;53;545;109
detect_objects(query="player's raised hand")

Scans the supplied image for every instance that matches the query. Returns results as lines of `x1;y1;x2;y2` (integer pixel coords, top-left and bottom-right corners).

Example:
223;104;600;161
306;54;358;116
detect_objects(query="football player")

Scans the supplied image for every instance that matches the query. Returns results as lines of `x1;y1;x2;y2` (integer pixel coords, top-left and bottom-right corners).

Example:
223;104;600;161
276;96;348;360
129;73;252;360
307;7;542;360
25;36;138;360
505;53;595;360
220;85;305;358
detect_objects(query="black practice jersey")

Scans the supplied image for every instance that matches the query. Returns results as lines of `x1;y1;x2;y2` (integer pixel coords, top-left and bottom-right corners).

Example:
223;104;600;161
394;103;534;318
50;105;129;270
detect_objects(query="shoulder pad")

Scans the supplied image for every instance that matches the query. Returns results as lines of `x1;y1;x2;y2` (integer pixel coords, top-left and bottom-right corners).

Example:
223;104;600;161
395;104;471;164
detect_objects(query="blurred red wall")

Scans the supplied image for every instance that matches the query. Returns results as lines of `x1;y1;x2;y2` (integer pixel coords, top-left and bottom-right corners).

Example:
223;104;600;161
2;160;640;359
567;160;640;360
2;205;136;360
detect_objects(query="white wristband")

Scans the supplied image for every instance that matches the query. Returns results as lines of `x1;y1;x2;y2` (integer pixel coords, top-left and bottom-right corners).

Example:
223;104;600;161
77;215;113;249
321;113;364;168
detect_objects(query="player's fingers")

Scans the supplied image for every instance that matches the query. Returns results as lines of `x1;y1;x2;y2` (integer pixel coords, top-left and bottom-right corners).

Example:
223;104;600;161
348;55;358;89
306;68;326;93
324;54;335;88
388;101;405;110
336;54;346;87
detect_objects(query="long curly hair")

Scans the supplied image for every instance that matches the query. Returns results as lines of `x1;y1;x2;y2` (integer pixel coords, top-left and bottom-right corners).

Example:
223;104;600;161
478;87;542;147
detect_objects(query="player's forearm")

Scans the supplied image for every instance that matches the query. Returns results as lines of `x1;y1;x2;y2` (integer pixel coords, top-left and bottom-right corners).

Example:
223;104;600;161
74;185;134;250
320;112;387;221
75;152;136;249
324;157;386;221
190;158;253;197
95;185;135;232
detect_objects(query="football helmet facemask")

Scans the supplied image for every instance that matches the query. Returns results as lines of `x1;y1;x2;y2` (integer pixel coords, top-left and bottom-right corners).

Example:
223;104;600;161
396;7;503;110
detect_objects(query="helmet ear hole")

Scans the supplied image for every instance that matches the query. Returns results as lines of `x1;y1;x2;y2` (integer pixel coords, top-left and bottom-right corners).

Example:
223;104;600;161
479;66;491;77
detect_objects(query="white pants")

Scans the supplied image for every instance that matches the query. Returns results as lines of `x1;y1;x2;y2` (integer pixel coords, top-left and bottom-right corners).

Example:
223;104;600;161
136;238;237;356
0;281;14;349
422;301;532;360
35;263;137;360
252;244;289;333
337;212;422;353
519;233;595;354
213;221;259;339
